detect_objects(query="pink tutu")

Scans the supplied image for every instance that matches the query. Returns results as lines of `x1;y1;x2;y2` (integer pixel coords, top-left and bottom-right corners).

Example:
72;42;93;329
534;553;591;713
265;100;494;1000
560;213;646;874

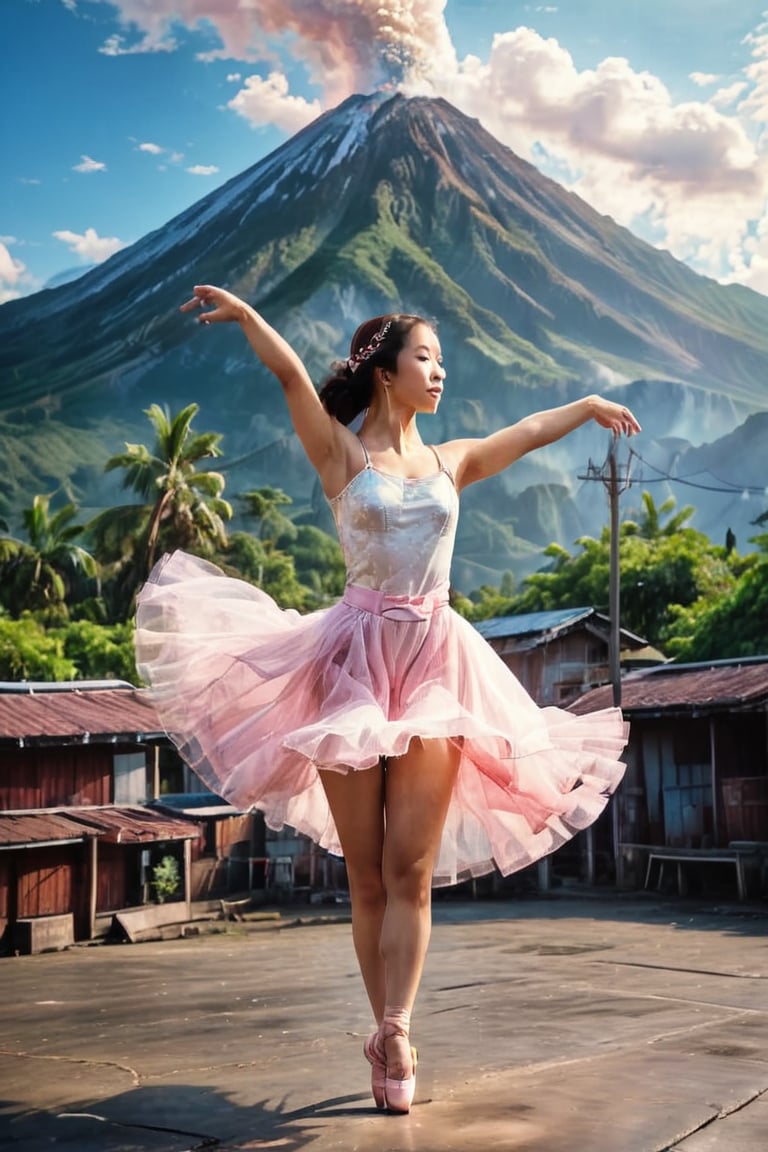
135;550;627;886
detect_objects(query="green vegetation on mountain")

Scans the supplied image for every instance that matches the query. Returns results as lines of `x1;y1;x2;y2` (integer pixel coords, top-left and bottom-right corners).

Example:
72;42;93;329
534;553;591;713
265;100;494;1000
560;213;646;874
3;92;768;539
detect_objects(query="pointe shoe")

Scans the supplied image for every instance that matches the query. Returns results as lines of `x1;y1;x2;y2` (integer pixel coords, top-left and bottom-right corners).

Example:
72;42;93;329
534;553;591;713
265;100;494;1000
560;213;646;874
381;1017;418;1114
363;1030;386;1110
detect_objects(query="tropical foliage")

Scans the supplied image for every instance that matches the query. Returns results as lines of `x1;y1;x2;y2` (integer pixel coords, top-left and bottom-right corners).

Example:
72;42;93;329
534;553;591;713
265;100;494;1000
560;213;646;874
456;492;766;661
1;412;766;682
0;616;78;681
0;495;98;617
92;403;232;614
0;404;350;680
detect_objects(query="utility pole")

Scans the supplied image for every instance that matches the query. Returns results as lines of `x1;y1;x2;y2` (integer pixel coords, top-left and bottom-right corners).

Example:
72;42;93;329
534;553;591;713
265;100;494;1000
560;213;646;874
579;438;633;706
578;438;633;884
607;442;622;707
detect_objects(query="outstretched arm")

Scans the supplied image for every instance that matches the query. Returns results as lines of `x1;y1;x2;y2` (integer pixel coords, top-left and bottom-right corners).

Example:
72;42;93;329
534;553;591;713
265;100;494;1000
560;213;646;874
181;285;348;483
446;395;641;490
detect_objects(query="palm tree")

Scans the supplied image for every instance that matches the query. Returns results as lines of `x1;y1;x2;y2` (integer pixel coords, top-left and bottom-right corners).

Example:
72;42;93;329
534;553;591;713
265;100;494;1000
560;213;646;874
95;404;232;606
632;492;695;539
0;495;99;615
240;486;296;553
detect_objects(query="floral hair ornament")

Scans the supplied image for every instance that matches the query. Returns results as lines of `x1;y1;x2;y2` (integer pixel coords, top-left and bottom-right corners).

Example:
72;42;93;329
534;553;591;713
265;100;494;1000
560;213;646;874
347;319;393;374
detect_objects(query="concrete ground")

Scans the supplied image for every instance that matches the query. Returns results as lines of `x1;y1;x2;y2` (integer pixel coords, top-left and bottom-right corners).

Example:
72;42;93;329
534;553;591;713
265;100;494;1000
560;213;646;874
1;892;767;1152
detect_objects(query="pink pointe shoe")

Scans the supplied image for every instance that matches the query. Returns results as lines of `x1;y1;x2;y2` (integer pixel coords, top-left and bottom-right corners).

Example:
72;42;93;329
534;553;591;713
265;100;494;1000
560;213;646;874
380;1014;417;1115
363;1030;387;1110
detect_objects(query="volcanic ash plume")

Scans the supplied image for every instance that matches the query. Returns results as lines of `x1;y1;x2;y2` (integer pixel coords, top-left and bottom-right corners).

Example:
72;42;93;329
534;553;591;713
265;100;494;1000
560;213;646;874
255;1;455;97
103;1;456;100
221;0;455;100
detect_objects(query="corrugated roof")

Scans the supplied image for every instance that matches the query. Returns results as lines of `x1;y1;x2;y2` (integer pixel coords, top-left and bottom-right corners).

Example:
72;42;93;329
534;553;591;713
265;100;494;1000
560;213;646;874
150;795;237;818
0;680;135;694
0;811;100;847
569;658;768;716
0;687;163;743
69;806;202;843
474;607;595;640
474;607;646;648
0;806;203;848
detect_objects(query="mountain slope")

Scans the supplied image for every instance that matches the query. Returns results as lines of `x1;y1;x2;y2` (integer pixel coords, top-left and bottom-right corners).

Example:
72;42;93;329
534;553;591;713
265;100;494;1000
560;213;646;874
1;91;767;578
4;92;768;413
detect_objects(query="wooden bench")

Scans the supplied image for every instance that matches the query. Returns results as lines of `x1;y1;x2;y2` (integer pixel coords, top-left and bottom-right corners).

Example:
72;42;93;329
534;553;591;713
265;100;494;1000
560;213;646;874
644;847;755;901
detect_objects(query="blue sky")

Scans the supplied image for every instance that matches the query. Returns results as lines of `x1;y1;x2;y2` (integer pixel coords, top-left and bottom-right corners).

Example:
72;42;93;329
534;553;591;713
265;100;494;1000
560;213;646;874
3;0;768;303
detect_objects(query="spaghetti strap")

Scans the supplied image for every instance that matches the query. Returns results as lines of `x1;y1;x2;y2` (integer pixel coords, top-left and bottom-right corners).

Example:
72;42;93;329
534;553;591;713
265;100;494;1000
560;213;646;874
428;444;455;484
357;436;372;468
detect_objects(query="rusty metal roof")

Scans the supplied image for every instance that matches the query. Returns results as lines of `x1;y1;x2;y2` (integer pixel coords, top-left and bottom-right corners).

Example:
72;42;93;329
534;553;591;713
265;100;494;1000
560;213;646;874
0;687;164;743
569;657;768;716
0;811;100;847
66;806;203;843
0;806;202;848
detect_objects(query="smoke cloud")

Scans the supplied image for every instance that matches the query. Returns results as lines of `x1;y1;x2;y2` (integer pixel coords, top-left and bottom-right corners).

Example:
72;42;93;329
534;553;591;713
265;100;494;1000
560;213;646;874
97;1;455;103
245;0;455;102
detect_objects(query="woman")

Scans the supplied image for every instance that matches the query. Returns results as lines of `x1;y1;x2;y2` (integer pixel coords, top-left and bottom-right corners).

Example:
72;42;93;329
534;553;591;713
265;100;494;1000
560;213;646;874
135;284;640;1114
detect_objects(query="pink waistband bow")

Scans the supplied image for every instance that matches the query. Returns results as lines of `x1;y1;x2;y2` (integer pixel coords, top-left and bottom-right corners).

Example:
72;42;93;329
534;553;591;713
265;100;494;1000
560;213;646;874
343;581;449;622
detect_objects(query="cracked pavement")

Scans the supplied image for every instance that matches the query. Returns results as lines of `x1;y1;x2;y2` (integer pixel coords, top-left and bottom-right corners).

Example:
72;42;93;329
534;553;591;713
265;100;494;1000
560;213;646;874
1;894;767;1150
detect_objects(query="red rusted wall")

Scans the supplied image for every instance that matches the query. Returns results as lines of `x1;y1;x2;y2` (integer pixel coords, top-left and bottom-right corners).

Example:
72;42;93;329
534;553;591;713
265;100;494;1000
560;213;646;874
0;855;9;940
215;813;251;853
16;844;75;919
1;747;113;808
96;843;136;912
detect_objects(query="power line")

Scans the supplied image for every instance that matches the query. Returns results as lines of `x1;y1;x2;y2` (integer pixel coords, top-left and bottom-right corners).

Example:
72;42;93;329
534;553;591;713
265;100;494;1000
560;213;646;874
579;445;767;498
626;449;768;495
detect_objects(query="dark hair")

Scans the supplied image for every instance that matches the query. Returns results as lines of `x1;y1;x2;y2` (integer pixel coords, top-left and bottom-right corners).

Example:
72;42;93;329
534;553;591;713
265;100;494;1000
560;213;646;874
318;313;431;425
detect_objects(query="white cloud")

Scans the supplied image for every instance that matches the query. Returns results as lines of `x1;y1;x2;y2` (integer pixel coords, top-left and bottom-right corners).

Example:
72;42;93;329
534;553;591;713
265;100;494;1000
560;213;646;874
73;155;106;173
139;142;164;154
0;241;29;304
739;21;768;125
186;164;220;176
19;176;41;185
423;27;768;284
690;71;720;87
227;72;241;82
99;32;177;56
711;81;749;109
723;213;768;292
228;71;322;134
52;227;127;263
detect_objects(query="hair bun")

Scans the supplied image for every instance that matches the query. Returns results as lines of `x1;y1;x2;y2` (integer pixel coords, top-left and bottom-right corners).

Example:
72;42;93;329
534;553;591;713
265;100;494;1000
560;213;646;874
329;359;352;377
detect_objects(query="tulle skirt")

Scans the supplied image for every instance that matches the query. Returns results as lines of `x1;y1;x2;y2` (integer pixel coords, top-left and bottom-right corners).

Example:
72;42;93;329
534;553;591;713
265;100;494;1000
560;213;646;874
135;551;628;886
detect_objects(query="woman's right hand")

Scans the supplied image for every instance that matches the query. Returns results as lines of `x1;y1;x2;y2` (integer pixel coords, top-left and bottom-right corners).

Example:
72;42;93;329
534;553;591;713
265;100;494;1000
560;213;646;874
180;284;248;325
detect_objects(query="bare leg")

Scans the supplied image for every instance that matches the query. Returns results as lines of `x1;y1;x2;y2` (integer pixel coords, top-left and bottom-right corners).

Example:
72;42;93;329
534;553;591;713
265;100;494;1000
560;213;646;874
380;736;460;1079
319;764;387;1022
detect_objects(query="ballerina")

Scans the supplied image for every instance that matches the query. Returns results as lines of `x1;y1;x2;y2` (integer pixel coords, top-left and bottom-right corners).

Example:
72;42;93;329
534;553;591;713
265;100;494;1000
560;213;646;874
135;284;640;1114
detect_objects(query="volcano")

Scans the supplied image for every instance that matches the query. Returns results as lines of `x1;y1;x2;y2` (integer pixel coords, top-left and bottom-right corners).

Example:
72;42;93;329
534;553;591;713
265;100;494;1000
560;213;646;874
2;92;767;584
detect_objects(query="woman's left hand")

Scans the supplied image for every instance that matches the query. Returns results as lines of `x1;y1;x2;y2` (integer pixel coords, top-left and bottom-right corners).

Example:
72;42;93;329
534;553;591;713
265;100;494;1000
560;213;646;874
590;396;642;437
